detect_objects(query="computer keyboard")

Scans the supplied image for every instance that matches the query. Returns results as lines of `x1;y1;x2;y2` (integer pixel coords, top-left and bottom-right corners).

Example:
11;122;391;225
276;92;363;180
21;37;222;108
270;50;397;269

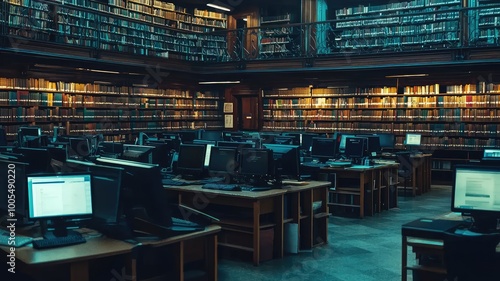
241;186;272;192
162;178;188;186
0;229;33;247
171;217;201;228
32;234;86;249
201;183;241;191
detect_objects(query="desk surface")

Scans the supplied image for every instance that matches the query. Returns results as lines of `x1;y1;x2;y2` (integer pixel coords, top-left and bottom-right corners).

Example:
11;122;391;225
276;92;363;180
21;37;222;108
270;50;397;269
1;225;221;266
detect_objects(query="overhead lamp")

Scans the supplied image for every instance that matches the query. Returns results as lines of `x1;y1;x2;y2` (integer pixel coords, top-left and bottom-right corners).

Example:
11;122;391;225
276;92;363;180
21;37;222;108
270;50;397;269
132;84;149;88
207;3;231;12
385;74;429;78
76;68;120;74
93;81;113;85
199;81;240;85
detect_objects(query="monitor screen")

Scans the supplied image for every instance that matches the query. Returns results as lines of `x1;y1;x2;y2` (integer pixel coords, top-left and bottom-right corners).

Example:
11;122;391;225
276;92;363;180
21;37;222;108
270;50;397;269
208;146;237;176
357;135;381;156
99;141;124;155
483;149;500;159
272;136;294;145
68;137;91;160
201;130;222;141
452;165;500;232
89;164;123;225
281;133;301;146
375;133;395;149
193;140;216;166
121;144;154;163
300;133;318;151
345;137;367;159
311;137;337;163
15;147;52;173
176;130;199;143
95;157;173;230
217;141;254;150
338;134;356;153
0;159;29;218
222;131;244;142
262;144;300;179
18;126;42;148
176;144;206;179
239;148;272;177
405;133;422;146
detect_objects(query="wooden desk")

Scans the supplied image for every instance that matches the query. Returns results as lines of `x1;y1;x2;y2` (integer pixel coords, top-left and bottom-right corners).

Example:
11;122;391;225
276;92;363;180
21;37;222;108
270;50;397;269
165;185;286;265
165;181;330;265
408;154;432;196
1;225;220;281
321;164;398;218
401;214;500;281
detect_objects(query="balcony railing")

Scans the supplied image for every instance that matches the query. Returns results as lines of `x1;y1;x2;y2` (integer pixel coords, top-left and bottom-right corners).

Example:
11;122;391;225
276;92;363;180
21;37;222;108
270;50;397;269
2;0;500;62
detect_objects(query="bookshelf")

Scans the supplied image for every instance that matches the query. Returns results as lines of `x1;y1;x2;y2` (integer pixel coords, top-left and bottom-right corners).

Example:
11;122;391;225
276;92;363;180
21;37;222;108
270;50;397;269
0;77;223;142
333;0;462;51
262;83;500;150
4;0;227;61
259;11;297;58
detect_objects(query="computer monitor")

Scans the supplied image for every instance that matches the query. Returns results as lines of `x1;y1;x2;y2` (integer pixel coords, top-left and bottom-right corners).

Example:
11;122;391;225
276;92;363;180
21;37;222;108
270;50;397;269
15;147;52;173
310;137;337;163
88;164;123;225
262;144;300;180
99;141;124;155
356;135;381;156
176;130;199;144
176;144;206;179
207;146;238;179
483;148;500;160
259;132;281;144
0;159;29;218
200;130;222;141
27;173;93;237
95;157;175;234
301;133;318;151
222;131;244;142
375;133;395;149
146;141;177;169
18;126;42;148
338;133;356;153
68;137;91;160
161;132;180;141
239;148;273;186
272;136;294;145
405;133;422;146
217;141;254;150
452;165;500;233
345;137;367;162
193;140;216;167
121;144;154;163
0;127;7;146
281;132;301;146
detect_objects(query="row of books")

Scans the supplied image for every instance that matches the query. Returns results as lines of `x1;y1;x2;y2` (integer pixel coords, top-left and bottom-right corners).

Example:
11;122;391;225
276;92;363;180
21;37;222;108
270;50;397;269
335;0;460;17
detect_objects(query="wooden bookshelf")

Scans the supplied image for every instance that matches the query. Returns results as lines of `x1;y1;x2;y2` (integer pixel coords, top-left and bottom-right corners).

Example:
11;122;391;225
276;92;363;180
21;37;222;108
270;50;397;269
4;0;227;61
333;0;461;51
0;77;223;142
262;83;500;150
259;12;296;58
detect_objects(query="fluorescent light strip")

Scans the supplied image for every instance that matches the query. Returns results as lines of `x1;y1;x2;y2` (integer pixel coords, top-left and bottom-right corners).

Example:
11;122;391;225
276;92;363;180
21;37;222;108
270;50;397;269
199;81;240;85
385;74;429;78
76;68;120;74
207;3;231;12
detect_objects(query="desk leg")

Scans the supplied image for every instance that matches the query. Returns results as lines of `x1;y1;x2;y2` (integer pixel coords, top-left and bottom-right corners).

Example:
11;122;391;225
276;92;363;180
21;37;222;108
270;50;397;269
206;234;218;281
274;194;284;259
70;261;89;281
412;166;417;197
402;235;407;281
173;241;184;281
359;173;365;218
253;200;261;266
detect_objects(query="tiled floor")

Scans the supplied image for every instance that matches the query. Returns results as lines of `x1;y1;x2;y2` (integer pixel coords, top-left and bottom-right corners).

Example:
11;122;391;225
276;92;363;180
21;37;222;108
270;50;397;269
218;186;452;281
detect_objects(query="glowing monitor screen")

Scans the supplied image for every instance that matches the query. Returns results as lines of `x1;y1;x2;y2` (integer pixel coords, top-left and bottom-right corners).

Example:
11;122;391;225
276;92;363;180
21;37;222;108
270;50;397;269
27;173;93;219
405;133;421;146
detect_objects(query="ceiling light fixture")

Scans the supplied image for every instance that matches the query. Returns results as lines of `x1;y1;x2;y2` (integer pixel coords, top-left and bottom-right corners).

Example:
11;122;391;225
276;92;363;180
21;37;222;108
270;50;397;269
207;3;231;12
385;74;429;78
199;81;240;85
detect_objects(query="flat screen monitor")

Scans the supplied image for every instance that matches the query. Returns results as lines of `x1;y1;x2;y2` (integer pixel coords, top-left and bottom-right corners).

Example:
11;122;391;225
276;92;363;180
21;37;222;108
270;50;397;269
27;173;93;237
88;164;123;225
176;130;199;143
259;133;281;144
310;137;337;163
217;141;254;150
357;135;381;156
0;159;29;218
222;131;244;141
452;165;500;233
208;146;238;177
68;137;91;160
239;148;272;177
345;137;367;159
405;133;422;146
193;140;216;167
99;141;124;155
200;130;222;141
18;126;43;148
161;132;180;141
483;149;500;159
146;141;177;168
375;133;395;149
301;133;318;151
338;133;356;153
281;132;301;146
15;147;52;173
176;144;206;179
272;136;294;145
262;144;300;179
121;144;154;163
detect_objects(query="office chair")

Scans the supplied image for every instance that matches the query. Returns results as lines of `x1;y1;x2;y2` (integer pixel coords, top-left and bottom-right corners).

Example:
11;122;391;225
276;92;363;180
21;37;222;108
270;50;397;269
396;152;413;196
443;231;500;281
